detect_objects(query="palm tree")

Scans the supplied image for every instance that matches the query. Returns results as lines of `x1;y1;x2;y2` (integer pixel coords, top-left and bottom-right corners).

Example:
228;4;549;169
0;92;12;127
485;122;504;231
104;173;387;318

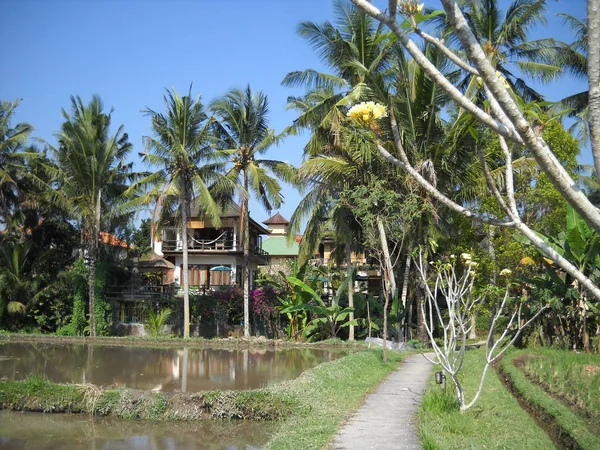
133;88;227;339
552;14;589;142
210;85;293;337
46;95;133;336
430;0;567;101
0;99;34;231
284;1;401;340
285;2;472;342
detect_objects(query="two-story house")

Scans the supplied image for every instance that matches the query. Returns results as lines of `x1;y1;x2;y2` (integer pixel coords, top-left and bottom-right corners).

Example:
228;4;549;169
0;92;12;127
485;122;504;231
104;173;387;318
153;203;269;289
260;212;381;294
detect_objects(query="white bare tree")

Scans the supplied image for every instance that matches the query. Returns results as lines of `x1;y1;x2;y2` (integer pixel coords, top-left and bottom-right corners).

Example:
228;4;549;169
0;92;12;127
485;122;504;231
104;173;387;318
344;0;600;303
415;251;548;411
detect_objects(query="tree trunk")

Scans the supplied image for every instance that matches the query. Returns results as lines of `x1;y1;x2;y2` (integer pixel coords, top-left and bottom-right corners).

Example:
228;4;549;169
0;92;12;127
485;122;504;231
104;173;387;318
381;285;390;363
87;190;101;337
400;253;411;341
406;297;414;341
377;218;394;362
181;192;190;339
416;219;427;342
346;244;355;341
377;218;396;296
581;295;591;352
242;172;250;337
416;272;428;342
88;249;96;337
487;226;496;346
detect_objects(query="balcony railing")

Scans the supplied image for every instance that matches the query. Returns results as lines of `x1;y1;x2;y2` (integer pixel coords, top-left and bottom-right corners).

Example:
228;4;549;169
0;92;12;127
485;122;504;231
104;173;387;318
162;238;236;252
161;238;268;260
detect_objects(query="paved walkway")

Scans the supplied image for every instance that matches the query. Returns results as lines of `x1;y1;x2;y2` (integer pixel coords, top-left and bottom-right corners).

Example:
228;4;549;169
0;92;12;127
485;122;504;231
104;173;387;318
331;353;434;450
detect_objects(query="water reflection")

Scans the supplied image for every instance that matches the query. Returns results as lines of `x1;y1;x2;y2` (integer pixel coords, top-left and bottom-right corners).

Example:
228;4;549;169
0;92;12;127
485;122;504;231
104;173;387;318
0;342;345;392
0;410;278;449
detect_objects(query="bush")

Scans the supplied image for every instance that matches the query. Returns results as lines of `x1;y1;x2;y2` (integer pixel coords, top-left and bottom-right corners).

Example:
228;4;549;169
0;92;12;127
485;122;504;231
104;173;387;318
145;308;172;337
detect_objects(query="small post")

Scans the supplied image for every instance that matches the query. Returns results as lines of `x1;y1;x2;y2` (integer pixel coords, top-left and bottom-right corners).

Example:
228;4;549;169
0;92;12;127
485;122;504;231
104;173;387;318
435;371;446;392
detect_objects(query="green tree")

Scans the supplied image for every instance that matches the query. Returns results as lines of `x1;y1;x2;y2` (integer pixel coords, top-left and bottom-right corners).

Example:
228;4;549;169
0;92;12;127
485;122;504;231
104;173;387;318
284;1;401;339
0;99;34;232
132;88;226;338
430;0;566;101
211;85;293;337
45;95;133;336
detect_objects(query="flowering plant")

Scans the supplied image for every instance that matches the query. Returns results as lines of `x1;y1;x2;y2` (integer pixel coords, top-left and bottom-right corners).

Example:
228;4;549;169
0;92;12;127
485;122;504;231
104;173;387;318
347;101;388;127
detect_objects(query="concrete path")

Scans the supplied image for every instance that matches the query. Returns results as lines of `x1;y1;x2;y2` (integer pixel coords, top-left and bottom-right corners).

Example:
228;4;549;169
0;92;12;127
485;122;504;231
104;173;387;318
331;353;434;450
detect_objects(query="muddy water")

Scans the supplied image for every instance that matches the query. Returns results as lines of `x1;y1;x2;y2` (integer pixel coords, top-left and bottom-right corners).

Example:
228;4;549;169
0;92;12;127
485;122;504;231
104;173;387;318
0;410;278;449
0;342;345;392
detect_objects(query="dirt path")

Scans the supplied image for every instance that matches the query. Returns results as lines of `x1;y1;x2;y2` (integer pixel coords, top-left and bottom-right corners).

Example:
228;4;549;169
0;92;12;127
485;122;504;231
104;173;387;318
331;353;434;450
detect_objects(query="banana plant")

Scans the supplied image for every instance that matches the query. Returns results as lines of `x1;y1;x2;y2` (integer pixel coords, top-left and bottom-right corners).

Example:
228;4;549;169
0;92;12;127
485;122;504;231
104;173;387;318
281;273;358;340
514;205;600;351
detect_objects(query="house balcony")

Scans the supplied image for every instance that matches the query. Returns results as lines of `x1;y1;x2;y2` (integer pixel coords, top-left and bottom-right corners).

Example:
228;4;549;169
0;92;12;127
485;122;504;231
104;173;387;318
161;238;268;261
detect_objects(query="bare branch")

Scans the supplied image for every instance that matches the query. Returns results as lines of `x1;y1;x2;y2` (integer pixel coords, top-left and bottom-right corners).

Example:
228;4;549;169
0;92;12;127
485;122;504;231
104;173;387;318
388;0;396;18
414;28;478;75
380;109;516;227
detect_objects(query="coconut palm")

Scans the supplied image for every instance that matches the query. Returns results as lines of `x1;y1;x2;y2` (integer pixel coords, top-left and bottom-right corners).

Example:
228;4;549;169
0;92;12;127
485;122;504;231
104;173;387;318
551;14;589;142
285;2;413;343
429;0;568;102
210;85;293;337
0;99;35;231
132;87;228;339
44;95;133;336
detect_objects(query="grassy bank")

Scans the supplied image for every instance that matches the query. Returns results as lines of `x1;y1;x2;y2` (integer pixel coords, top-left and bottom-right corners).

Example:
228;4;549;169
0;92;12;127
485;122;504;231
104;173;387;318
0;332;367;350
0;375;296;420
264;349;405;449
418;350;554;449
500;350;600;449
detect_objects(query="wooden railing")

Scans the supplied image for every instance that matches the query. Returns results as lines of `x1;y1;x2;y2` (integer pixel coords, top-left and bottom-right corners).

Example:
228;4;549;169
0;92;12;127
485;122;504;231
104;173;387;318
161;239;269;260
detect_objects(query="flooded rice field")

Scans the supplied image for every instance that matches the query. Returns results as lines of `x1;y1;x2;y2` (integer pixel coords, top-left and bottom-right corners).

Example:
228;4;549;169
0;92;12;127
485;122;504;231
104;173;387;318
0;410;278;449
0;342;346;392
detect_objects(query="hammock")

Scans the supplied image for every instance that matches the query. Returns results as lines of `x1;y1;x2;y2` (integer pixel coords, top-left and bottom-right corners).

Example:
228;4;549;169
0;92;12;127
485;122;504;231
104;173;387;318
187;231;228;247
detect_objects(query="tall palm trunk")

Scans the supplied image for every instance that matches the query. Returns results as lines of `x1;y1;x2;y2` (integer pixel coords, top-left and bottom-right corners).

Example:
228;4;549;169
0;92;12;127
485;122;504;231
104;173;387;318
416;219;428;342
378;218;395;362
88;190;101;337
242;171;250;337
400;253;411;341
181;191;190;339
377;218;396;295
346;244;355;341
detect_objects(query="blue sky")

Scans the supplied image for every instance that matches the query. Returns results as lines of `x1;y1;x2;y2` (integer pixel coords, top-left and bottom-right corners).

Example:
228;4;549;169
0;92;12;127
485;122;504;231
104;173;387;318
0;0;589;228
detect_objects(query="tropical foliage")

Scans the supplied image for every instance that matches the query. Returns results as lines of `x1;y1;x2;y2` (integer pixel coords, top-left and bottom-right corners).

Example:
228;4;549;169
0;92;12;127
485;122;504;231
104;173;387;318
0;0;597;359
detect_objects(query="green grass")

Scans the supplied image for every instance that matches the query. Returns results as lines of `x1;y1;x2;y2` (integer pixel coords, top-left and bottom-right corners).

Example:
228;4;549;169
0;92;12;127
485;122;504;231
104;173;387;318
0;333;368;350
0;375;297;420
418;350;554;450
514;348;600;419
263;349;405;450
500;350;600;450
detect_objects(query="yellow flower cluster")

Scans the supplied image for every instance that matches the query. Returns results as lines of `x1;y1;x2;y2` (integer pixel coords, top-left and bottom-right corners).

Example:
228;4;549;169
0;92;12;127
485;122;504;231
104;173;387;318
347;101;388;127
397;0;424;16
499;268;512;276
